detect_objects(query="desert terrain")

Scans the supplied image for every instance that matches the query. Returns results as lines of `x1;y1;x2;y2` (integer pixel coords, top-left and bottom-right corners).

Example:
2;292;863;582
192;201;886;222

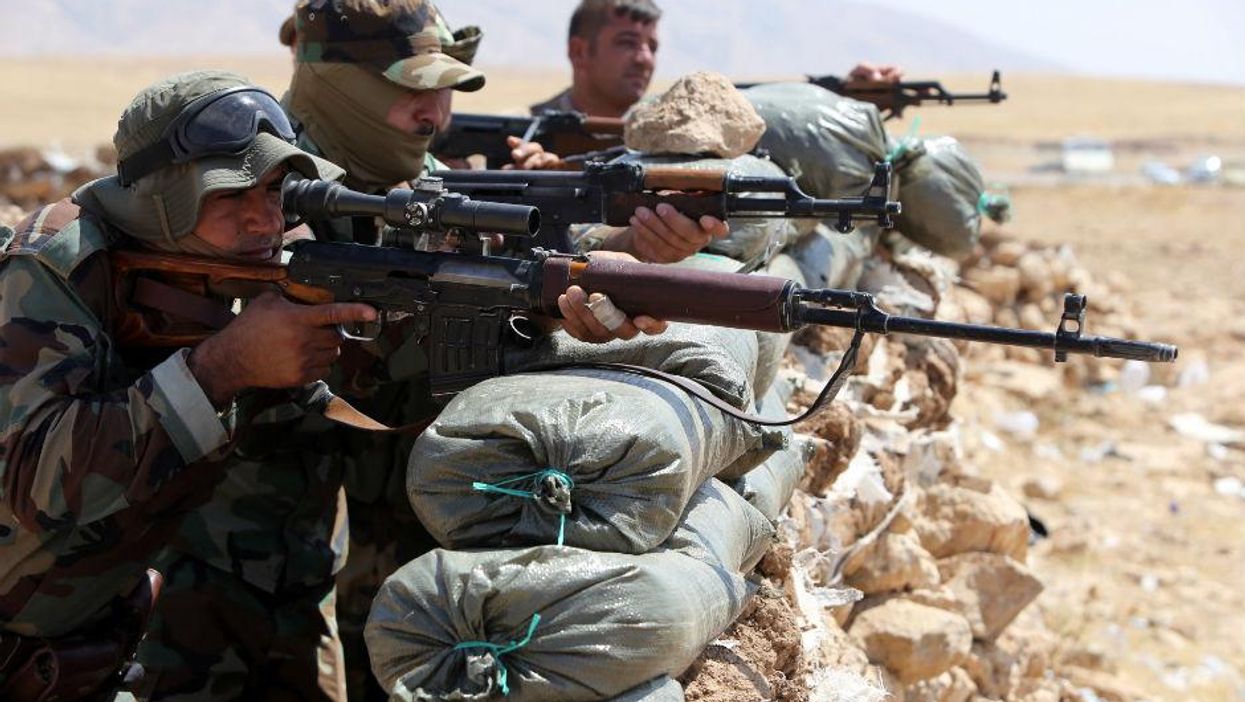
1;58;1242;701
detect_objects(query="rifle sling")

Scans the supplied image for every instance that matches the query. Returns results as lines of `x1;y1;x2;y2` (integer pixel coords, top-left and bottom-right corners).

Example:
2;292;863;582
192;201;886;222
522;328;864;428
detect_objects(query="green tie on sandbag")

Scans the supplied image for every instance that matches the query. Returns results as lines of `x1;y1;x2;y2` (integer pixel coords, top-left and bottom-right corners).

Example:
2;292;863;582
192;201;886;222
472;470;575;545
452;613;542;696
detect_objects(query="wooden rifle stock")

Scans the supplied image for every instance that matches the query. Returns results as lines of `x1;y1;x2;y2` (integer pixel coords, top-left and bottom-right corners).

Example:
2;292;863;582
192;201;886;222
109;249;333;347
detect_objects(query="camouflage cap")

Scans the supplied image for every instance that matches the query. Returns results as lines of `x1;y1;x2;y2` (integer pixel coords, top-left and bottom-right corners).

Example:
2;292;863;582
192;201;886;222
294;0;485;92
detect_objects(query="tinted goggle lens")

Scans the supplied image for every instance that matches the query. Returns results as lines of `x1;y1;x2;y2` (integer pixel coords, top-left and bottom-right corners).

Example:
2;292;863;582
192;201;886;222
179;90;296;155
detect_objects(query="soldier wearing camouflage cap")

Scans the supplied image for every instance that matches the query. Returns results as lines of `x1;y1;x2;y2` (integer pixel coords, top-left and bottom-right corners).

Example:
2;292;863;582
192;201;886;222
0;69;378;701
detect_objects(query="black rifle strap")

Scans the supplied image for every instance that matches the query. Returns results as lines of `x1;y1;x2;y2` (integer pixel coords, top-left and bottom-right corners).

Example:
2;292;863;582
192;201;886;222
520;328;865;428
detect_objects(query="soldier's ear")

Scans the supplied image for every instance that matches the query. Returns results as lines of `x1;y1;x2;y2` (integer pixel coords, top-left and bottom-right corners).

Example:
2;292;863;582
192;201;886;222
568;35;590;66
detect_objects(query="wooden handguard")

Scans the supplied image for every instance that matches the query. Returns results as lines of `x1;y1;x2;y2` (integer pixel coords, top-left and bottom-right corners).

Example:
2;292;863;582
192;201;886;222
540;256;794;332
640;167;727;192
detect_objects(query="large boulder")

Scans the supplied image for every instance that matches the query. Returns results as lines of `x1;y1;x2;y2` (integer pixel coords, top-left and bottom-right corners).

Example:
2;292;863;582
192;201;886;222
937;553;1044;641
625;71;765;158
850;599;972;684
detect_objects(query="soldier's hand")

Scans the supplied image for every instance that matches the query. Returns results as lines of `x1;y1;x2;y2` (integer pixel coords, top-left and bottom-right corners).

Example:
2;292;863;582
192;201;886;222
606;203;728;263
503;135;565;170
188;293;377;406
848;61;904;83
554;252;667;343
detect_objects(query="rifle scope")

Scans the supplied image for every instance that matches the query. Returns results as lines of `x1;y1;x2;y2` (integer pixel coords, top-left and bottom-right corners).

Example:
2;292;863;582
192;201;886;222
282;176;540;237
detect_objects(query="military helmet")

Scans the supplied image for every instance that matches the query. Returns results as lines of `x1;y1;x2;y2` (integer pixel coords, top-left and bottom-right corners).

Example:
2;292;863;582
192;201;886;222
294;0;485;92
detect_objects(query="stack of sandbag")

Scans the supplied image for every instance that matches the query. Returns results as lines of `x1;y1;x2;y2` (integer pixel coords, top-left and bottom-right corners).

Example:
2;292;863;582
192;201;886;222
368;479;774;701
742;82;891;293
888;135;1011;260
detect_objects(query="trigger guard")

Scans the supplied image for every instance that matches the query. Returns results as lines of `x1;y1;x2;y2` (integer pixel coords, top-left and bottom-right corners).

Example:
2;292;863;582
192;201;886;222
337;317;384;342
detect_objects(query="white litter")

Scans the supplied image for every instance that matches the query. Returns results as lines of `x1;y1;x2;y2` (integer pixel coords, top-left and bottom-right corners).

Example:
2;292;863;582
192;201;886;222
1170;413;1245;447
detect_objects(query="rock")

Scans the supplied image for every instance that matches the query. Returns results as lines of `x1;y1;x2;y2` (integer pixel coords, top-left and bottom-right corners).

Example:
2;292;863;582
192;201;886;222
936;553;1044;640
624;71;765;158
962;266;1020;307
1017;303;1047;331
1016;252;1054;301
843;531;941;595
905;586;961;613
904;667;977;702
1008;678;1063;702
850;599;972;684
1021;476;1063;500
985;360;1062;401
1059;666;1148;702
912;482;1029;561
988;240;1027;267
0;204;25;229
796;404;863;497
936;286;994;327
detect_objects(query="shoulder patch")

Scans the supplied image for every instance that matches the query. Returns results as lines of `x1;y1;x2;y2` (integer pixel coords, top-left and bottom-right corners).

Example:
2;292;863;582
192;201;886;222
3;200;113;279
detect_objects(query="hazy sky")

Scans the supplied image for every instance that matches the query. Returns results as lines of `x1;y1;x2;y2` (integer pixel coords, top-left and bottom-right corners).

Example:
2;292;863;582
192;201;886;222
868;0;1245;85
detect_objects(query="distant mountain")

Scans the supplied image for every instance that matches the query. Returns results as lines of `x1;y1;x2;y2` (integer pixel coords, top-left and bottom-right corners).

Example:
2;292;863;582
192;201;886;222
1;0;1061;77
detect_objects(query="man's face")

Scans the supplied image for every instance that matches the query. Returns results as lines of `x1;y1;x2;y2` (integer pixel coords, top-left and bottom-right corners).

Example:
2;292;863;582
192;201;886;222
190;166;287;261
385;87;454;136
572;13;659;108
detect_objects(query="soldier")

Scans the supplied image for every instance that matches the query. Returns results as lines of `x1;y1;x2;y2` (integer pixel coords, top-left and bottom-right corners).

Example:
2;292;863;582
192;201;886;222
0;70;365;700
530;0;904;119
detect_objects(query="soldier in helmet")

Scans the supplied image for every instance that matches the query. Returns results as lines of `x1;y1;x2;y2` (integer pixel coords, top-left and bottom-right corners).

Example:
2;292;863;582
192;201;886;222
0;69;372;701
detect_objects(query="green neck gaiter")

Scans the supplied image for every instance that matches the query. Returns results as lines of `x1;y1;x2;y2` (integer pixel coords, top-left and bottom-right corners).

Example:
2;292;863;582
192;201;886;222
289;62;432;192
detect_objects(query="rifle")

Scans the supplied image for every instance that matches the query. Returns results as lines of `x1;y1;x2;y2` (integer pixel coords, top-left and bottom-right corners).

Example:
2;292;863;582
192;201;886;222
423;160;902;253
433;111;624;170
111;179;1176;409
735;70;1008;120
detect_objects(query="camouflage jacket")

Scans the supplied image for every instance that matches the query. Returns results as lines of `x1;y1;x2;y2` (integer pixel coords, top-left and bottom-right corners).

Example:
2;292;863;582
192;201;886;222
529;87;576;116
0;203;239;636
0;195;435;637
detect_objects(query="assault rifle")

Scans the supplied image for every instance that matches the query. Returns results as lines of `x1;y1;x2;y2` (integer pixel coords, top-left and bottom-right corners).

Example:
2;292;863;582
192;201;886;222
110;179;1177;411
735;70;1008;120
433;111;624;169
425;160;902;252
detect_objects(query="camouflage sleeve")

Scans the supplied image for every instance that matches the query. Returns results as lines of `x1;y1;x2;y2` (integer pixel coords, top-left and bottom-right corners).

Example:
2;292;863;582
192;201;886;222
0;256;230;530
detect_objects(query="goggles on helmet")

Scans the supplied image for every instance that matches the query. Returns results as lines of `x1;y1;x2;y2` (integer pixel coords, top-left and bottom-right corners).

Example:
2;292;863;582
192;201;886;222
117;86;297;186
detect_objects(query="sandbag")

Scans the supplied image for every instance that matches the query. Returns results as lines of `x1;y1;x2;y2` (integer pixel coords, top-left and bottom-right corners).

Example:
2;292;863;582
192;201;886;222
608;678;684;702
891;135;1010;260
743;83;889;201
610;151;801;267
788;221;880;292
753;252;805;400
732;382;811;523
408;367;779;552
368;479;772;701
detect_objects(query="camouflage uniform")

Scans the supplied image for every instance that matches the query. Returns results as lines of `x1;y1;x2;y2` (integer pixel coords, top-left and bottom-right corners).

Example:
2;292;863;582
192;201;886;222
1;70;350;702
135;4;485;702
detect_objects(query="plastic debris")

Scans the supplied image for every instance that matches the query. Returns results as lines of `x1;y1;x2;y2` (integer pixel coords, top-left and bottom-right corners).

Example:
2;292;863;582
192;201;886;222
1186;155;1223;183
1137;385;1168;405
1141;160;1182;185
1213;477;1245;499
1177;358;1211;387
994;410;1039;439
1169;413;1245;447
1117;360;1150;394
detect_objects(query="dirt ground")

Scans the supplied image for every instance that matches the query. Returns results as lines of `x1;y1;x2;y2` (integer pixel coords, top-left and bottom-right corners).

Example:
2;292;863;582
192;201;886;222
1;60;1242;700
